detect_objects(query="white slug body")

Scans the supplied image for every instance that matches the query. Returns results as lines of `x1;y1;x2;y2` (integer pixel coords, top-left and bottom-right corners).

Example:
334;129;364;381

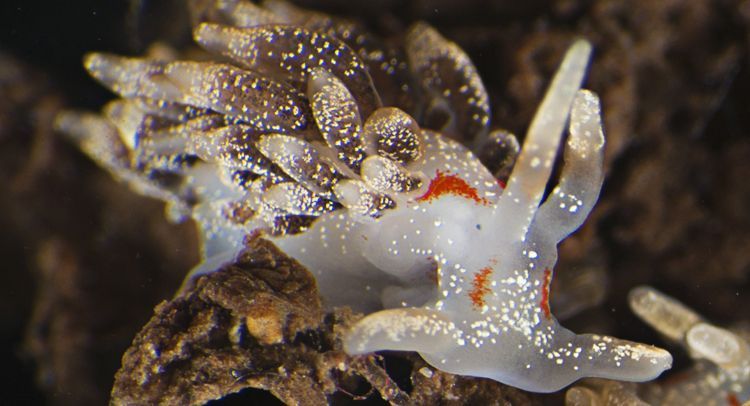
56;0;672;393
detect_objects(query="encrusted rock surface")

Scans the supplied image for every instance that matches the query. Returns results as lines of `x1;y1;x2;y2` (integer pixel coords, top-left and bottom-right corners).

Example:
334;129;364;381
112;238;326;404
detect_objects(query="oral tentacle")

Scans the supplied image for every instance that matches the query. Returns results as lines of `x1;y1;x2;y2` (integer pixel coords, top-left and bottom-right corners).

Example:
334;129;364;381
566;333;673;386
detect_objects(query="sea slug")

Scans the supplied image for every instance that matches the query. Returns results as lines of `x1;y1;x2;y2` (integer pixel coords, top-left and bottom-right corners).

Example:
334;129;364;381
56;0;672;393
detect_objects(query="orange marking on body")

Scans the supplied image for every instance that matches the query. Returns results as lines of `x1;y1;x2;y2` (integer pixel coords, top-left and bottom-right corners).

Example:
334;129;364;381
497;178;507;189
540;268;552;319
727;393;741;406
417;170;490;205
469;267;493;310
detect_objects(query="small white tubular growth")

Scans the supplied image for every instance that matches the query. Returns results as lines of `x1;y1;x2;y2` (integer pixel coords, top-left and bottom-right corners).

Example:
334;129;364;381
687;323;750;370
629;286;750;405
628;285;703;342
496;40;592;242
344;308;457;355
534;89;605;243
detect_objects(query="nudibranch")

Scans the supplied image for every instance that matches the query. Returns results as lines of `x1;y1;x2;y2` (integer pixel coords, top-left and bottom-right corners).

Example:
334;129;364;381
56;0;672;393
628;286;750;405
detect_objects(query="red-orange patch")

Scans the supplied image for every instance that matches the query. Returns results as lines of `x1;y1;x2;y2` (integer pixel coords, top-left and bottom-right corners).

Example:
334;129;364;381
417;170;490;205
727;393;741;406
469;267;493;310
540;268;552;319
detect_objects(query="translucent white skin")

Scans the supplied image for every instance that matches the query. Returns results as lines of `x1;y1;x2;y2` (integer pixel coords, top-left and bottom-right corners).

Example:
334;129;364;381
629;286;750;405
57;13;672;393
